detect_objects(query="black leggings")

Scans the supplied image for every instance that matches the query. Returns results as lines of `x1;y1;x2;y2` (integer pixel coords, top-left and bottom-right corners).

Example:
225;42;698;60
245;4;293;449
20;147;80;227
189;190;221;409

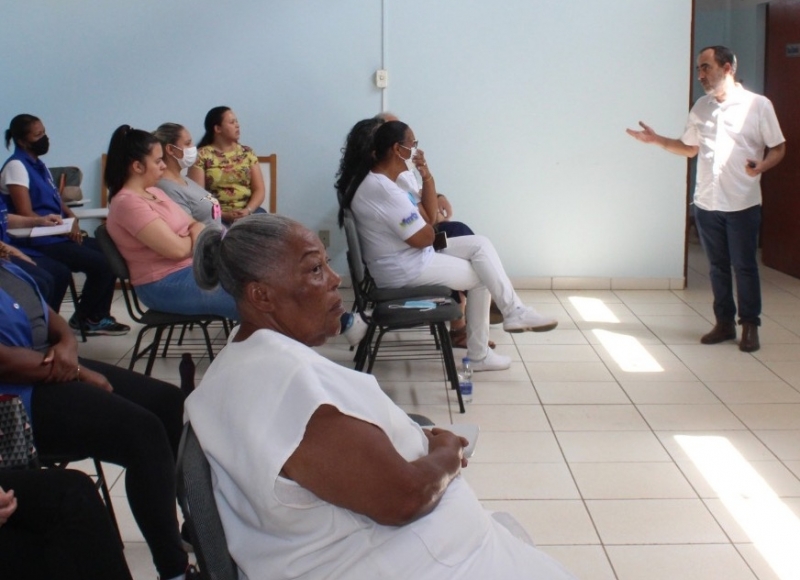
29;358;188;579
0;468;133;580
32;238;116;320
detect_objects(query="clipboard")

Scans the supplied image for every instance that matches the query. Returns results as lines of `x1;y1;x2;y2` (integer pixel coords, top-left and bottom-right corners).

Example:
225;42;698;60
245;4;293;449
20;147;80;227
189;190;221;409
29;217;74;238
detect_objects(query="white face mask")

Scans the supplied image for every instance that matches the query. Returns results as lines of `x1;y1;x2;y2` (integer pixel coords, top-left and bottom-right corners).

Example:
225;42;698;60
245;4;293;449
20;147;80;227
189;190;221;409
399;146;417;173
171;145;198;170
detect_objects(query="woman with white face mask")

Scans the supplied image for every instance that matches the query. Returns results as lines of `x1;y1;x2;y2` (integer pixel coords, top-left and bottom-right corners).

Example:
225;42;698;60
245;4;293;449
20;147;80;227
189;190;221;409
154;123;222;227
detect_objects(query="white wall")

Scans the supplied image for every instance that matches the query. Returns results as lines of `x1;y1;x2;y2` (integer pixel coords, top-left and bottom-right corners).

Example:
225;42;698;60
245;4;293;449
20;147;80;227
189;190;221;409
0;0;693;284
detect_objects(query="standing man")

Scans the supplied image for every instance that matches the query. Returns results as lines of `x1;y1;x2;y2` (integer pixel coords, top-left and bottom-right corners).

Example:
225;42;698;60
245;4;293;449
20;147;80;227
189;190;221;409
627;45;785;352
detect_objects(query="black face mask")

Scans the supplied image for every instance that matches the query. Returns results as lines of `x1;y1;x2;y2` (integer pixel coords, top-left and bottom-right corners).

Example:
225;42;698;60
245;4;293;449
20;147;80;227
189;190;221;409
29;134;50;156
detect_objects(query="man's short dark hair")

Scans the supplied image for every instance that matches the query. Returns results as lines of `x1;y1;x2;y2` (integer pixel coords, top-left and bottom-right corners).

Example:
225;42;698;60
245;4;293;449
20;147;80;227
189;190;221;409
700;45;737;75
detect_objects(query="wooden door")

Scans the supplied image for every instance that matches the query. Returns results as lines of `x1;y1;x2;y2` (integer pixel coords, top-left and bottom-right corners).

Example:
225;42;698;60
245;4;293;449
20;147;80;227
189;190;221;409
761;0;800;277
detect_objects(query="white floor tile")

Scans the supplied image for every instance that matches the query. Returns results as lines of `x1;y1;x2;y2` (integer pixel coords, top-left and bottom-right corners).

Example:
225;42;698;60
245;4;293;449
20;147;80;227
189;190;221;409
461;462;580;500
556;431;672;463
481;500;600;545
606;544;757;580
571;462;698;499
539;545;616;580
586;499;728;544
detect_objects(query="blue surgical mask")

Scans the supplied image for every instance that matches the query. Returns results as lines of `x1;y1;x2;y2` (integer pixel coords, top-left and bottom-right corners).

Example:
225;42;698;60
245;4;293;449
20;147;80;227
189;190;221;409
389;300;438;311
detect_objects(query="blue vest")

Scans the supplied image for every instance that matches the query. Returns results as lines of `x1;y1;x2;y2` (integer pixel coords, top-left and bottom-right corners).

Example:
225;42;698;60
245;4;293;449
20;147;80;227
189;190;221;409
0;260;50;417
0;194;9;245
1;149;65;246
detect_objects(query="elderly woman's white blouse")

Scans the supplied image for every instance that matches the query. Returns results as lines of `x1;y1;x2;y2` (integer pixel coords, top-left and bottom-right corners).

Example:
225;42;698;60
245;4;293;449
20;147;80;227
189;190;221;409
185;329;576;580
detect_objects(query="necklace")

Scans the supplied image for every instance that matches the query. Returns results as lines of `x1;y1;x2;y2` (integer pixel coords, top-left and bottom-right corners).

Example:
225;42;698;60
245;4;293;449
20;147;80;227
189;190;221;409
137;189;158;201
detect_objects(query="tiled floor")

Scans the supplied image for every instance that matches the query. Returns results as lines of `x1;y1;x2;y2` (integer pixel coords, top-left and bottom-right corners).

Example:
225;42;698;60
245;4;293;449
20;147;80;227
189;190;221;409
70;240;800;579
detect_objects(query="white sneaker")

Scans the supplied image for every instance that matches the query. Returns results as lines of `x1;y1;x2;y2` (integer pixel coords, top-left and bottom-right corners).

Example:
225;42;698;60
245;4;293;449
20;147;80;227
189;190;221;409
471;349;511;372
342;313;368;346
503;306;558;333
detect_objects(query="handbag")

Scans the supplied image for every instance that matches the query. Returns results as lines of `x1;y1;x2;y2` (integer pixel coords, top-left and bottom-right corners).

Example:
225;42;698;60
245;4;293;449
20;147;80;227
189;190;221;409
0;394;38;469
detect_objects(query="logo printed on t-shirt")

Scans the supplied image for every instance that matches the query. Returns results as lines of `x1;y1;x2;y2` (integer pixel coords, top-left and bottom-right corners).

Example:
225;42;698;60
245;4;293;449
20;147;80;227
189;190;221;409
400;212;420;228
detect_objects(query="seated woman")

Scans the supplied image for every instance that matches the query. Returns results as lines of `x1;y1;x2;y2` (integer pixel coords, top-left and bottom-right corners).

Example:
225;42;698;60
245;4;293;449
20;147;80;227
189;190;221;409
187;106;266;225
375;113;475;239
0;469;133;579
104;124;239;321
154;123;222;227
185;214;576;579
336;116;492;350
0;258;198;580
0;194;68;312
344;121;557;371
1;114;129;335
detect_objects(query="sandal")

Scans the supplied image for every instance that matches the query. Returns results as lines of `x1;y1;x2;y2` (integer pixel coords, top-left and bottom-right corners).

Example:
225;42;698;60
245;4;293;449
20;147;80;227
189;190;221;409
449;327;496;349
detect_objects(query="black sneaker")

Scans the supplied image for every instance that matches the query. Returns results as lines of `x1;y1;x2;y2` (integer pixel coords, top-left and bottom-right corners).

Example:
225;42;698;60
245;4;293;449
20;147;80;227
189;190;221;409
159;564;201;580
69;314;130;336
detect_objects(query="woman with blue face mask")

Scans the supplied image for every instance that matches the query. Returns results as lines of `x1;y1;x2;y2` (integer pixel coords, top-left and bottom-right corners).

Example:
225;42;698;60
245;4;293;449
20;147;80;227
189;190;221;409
154;123;222;227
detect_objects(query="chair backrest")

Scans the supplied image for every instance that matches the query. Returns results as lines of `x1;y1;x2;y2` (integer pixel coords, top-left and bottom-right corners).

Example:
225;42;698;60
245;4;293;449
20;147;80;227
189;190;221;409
342;209;366;285
176;422;238;580
94;224;147;322
94;224;130;281
257;154;277;214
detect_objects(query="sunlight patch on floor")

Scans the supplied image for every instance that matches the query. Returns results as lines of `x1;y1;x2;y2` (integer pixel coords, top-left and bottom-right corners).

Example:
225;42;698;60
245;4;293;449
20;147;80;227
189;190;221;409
676;435;800;580
593;329;664;372
568;296;620;323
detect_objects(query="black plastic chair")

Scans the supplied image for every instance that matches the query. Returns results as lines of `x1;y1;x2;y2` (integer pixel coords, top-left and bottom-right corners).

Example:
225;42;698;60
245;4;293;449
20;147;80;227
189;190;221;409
177;422;238;580
342;209;467;413
38;454;122;548
94;224;230;376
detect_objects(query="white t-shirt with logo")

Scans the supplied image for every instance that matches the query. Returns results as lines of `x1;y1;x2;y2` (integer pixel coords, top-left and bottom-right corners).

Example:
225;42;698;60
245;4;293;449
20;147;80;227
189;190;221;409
681;86;785;212
351;172;434;288
395;169;421;202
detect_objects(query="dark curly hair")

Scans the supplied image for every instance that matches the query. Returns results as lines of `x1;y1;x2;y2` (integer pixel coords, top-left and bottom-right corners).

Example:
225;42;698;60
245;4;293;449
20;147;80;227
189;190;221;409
334;117;385;228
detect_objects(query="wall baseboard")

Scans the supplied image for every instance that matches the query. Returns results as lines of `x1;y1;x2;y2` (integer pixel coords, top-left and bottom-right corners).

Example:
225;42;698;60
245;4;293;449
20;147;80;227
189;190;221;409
339;276;686;291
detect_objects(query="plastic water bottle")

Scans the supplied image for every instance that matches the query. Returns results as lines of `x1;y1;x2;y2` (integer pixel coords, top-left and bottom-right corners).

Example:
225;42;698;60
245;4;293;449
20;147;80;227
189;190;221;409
179;353;196;397
459;357;473;404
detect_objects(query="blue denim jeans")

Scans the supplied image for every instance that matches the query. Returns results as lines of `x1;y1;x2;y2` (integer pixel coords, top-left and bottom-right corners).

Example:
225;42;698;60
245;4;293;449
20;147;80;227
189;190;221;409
693;204;761;326
135;267;239;320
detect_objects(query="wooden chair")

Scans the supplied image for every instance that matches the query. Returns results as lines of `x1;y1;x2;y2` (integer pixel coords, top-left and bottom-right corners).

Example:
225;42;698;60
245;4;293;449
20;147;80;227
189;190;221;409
257;154;277;213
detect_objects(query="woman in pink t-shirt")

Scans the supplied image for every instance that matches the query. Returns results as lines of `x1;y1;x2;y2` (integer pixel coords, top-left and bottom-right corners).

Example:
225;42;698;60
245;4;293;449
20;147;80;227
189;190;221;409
104;125;239;320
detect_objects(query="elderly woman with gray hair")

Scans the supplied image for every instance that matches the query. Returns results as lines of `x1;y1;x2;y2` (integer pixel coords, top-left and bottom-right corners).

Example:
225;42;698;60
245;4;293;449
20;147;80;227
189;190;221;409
185;213;577;580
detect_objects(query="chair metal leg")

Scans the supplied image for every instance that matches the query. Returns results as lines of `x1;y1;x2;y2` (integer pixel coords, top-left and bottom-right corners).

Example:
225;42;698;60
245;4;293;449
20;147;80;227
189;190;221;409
67;277;87;343
92;458;123;549
200;323;216;361
128;328;150;371
354;322;378;371
144;327;167;376
162;325;177;357
178;323;191;346
436;322;465;413
367;328;389;374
